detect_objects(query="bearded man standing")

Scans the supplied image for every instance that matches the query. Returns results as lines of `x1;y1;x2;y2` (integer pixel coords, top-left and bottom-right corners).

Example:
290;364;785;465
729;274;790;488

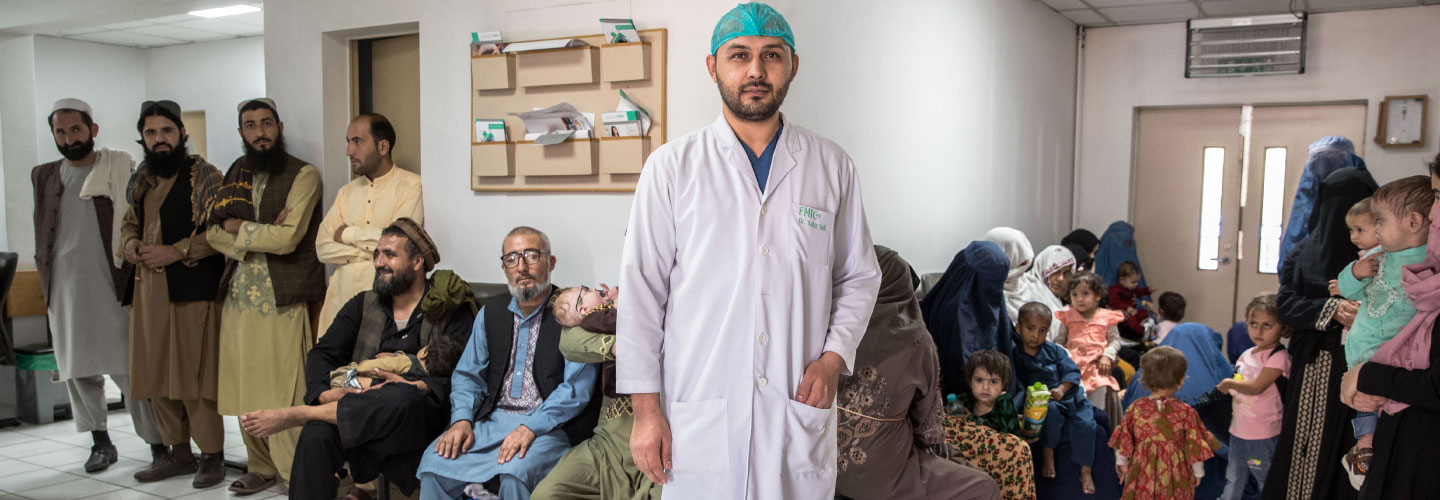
31;97;165;473
120;99;229;488
206;97;326;495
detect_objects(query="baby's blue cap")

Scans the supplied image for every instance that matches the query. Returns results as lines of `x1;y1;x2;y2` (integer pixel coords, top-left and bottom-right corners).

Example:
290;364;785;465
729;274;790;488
710;2;796;55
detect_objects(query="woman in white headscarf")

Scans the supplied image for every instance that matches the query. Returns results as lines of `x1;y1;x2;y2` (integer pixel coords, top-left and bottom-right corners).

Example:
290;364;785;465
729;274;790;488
985;228;1074;339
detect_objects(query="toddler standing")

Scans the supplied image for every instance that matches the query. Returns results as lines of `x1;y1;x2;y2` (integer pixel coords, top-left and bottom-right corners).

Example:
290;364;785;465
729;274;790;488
1110;346;1222;500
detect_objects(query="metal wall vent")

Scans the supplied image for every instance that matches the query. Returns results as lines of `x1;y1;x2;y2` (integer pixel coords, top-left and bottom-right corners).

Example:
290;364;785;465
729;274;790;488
1186;13;1307;78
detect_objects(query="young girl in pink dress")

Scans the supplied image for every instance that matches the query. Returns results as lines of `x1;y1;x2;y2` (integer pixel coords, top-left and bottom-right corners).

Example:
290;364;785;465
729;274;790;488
1055;272;1124;412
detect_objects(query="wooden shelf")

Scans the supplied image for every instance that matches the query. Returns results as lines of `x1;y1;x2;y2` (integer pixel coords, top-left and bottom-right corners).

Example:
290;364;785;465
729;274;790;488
469;29;667;192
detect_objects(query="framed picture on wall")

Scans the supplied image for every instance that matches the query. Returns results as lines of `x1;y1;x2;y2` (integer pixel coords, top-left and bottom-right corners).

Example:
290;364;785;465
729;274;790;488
1375;95;1427;147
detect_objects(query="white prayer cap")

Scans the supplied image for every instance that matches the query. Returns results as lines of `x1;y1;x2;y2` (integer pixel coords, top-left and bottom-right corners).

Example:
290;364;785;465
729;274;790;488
237;97;277;113
51;98;92;116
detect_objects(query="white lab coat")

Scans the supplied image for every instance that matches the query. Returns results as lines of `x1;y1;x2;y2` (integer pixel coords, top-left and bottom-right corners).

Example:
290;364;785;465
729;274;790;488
618;114;882;500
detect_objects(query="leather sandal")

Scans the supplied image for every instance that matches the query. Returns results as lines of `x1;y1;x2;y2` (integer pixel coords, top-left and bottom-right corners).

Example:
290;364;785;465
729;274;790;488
228;472;276;496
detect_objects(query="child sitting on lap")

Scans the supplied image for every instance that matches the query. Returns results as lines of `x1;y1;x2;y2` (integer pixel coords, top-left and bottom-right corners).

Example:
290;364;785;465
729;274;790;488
1012;302;1100;493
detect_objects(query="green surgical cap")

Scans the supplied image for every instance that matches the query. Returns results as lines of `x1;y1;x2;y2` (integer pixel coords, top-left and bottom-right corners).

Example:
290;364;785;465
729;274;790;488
710;2;795;55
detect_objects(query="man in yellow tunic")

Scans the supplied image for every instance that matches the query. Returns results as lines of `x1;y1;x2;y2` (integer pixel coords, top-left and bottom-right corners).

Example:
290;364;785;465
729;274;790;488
315;113;424;336
206;97;326;495
120;99;229;488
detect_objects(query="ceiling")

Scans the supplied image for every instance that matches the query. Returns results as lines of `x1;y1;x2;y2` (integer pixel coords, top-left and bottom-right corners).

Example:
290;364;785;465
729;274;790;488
37;9;261;48
1040;0;1440;27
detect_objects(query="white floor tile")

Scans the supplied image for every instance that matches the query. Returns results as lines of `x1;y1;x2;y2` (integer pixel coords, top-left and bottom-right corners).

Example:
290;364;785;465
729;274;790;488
15;477;122;499
49;431;101;447
78;488;164;499
12;421;82;440
173;484;277;499
0;469;82;494
17;445;94;468
0;458;47;478
53;456;148;487
0;438;77;459
0;431;41;447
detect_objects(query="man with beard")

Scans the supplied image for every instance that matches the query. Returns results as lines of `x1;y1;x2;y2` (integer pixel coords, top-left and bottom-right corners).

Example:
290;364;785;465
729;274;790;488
237;218;476;500
120;99;229;487
316;113;424;337
206;97;326;495
618;4;881;499
418;227;600;500
31;97;166;473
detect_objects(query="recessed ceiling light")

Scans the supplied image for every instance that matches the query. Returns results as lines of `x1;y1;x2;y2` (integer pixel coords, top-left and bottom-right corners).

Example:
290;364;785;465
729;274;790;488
188;5;261;18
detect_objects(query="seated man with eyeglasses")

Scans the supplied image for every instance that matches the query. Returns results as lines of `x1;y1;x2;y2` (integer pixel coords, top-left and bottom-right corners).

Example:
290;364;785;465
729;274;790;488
239;219;478;500
418;226;601;500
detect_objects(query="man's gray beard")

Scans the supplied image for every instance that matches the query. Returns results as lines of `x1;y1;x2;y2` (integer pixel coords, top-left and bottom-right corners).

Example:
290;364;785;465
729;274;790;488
509;279;550;302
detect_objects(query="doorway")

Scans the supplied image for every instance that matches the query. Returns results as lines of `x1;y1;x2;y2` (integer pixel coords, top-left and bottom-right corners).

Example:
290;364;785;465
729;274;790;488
353;34;420;175
1132;103;1366;332
181;110;207;160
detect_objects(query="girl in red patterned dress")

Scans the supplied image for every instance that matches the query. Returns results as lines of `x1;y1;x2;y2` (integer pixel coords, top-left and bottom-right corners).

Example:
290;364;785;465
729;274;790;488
1110;346;1222;500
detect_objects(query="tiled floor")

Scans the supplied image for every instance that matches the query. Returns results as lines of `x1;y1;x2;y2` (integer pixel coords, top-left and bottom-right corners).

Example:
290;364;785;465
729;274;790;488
0;410;286;499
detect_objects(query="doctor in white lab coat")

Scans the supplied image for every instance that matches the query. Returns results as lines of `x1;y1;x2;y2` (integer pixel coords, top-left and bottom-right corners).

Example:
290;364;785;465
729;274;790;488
617;4;882;499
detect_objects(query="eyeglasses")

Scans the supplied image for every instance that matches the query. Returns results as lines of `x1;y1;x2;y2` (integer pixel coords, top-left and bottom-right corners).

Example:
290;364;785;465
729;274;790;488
575;286;592;314
140;100;181;118
500;249;547;269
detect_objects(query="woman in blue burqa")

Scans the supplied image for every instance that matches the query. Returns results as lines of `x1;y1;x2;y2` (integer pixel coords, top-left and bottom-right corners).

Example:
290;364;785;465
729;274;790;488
921;240;1015;396
1277;136;1367;272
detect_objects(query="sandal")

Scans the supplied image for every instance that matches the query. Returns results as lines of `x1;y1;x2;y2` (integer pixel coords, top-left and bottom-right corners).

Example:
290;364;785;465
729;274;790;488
1342;447;1373;490
228;472;276;496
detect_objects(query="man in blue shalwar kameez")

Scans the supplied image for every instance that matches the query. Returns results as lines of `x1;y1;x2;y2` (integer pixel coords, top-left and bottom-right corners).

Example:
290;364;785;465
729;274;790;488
418;227;599;500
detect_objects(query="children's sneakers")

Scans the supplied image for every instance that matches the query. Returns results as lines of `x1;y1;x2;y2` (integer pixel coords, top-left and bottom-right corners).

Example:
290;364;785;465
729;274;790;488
1342;447;1373;490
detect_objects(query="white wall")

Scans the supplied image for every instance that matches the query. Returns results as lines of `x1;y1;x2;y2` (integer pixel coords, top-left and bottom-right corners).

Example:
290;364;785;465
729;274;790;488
146;36;267;169
265;0;1079;285
1;34;42;264
1076;6;1440;231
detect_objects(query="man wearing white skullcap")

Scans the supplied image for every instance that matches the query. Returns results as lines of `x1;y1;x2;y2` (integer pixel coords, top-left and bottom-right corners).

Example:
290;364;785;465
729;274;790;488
32;98;166;473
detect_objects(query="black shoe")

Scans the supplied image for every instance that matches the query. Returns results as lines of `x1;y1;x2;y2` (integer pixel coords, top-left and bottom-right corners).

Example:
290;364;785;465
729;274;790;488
84;444;118;473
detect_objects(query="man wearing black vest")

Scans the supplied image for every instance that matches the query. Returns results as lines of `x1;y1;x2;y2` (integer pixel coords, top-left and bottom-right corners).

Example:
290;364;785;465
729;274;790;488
206;97;326;495
417;226;600;500
120;99;228;487
239;218;477;499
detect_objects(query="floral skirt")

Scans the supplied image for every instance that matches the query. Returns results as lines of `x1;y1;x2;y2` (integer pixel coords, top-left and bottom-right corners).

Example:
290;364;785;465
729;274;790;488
945;415;1037;500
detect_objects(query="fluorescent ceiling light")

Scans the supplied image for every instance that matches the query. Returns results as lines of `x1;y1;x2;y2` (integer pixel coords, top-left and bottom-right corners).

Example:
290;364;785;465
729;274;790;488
188;5;260;18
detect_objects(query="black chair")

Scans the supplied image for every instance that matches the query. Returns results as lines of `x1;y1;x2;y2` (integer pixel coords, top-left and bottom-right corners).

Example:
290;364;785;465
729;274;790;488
0;252;17;367
0;252;19;428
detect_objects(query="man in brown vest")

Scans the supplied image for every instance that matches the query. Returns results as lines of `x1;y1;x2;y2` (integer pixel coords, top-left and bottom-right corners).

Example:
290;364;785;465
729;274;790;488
205;97;325;495
120;99;228;487
32;97;165;473
238;218;477;500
